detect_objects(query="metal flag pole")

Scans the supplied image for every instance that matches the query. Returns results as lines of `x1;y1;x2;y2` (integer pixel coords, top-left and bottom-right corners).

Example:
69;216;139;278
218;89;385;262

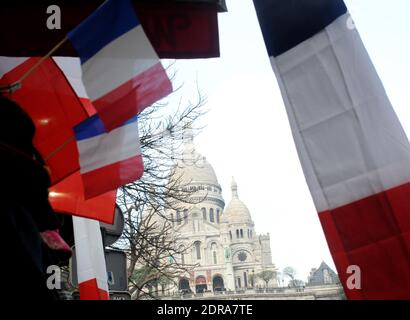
0;36;68;94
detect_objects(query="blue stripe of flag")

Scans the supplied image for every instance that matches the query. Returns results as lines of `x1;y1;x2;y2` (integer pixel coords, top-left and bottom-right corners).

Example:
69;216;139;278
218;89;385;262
74;114;139;141
74;114;106;141
253;0;347;57
67;0;140;64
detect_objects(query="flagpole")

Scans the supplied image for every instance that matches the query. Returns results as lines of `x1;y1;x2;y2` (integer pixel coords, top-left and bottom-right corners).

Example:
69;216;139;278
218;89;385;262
45;135;74;162
0;36;68;94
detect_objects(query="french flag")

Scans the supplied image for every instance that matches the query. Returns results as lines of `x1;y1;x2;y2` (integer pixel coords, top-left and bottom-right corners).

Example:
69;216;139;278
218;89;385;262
253;0;410;299
74;114;143;199
67;0;172;131
73;216;109;300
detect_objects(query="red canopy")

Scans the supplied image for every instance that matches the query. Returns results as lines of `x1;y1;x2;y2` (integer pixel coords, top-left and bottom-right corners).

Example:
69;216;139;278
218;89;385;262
0;0;226;59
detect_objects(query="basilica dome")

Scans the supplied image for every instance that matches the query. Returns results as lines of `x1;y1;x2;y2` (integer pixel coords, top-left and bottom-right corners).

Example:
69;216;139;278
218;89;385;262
173;154;219;186
172;128;219;186
224;178;252;224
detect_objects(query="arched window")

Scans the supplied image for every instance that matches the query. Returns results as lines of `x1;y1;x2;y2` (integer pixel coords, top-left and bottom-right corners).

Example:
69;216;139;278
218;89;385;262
179;245;185;264
240;229;244;238
183;209;188;222
211;243;218;265
210;209;214;223
194;241;201;260
236;229;240;238
176;211;181;225
216;209;220;223
229;231;232;240
244;272;248;287
201;208;207;220
193;219;200;232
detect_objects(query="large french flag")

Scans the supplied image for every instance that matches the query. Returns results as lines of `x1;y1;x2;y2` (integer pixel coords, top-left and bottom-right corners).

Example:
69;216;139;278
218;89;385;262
74;114;143;199
53;57;98;117
73;216;109;300
1;57;118;223
253;0;410;299
67;0;172;131
0;57;88;184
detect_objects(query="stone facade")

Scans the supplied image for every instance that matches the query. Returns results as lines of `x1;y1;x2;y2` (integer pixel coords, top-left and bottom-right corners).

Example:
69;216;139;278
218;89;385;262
163;130;277;294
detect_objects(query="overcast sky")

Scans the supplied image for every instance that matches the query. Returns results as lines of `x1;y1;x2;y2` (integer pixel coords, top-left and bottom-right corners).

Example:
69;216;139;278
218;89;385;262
164;0;410;281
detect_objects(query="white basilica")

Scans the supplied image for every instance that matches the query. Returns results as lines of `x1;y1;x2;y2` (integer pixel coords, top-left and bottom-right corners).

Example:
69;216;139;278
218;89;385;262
164;130;277;294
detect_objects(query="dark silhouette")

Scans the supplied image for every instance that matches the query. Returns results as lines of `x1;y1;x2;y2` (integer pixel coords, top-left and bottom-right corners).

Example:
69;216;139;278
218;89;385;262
0;96;70;300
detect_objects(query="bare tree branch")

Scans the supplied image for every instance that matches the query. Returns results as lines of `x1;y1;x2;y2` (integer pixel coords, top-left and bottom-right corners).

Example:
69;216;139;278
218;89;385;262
114;80;207;299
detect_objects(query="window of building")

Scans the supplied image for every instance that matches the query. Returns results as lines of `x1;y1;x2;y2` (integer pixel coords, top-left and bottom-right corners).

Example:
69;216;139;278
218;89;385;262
179;245;185;264
209;208;214;223
229;231;232;240
237;277;241;288
323;269;332;284
211;243;218;265
176;211;181;225
193;219;200;232
216;209;220;223
170;213;174;226
236;229;240;238
183;209;188;222
201;207;206;220
240;229;243;238
194;241;201;260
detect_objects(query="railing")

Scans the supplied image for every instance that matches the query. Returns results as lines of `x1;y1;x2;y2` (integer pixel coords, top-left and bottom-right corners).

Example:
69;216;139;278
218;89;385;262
163;284;344;300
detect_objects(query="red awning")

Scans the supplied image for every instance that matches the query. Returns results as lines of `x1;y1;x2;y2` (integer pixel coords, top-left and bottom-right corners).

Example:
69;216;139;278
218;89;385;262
0;0;226;59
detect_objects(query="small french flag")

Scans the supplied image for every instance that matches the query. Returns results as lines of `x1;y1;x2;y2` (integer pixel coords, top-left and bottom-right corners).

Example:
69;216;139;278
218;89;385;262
73;114;143;199
73;216;109;300
67;0;172;131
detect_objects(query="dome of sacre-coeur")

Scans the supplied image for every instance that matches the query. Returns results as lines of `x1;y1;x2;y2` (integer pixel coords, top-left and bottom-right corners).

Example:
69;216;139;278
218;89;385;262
223;177;252;224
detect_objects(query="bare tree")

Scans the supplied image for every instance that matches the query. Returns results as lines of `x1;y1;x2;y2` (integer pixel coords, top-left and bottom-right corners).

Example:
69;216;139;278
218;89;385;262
113;75;208;299
283;266;304;288
256;270;276;288
283;266;297;282
123;206;194;299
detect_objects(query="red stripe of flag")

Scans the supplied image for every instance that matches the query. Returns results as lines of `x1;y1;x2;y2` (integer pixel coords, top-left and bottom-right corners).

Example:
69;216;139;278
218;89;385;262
320;182;410;299
78;278;109;300
81;155;144;200
93;63;172;131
